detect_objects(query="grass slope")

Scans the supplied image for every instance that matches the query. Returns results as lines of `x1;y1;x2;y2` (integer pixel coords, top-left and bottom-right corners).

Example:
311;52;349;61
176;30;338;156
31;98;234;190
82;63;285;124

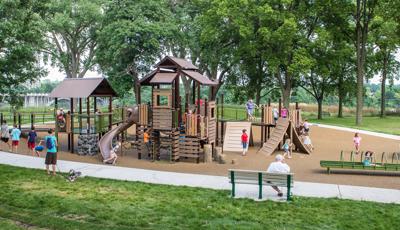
308;116;400;135
0;164;399;230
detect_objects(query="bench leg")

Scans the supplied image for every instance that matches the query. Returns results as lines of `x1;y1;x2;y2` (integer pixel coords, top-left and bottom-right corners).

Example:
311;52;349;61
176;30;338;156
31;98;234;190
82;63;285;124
231;183;235;197
327;167;330;175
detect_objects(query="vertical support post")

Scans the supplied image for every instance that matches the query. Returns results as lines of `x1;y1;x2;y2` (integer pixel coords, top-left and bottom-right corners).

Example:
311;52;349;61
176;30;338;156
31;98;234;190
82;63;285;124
287;175;292;201
230;171;235;197
87;97;90;132
185;93;189;113
197;83;200;115
93;97;97;113
18;113;21;130
258;172;263;199
79;98;82;132
108;96;112;130
70;98;74;153
192;81;196;104
221;93;224;120
54;98;59;147
30;113;34;130
0;113;3;125
295;102;299;110
13;112;17;127
279;98;282;117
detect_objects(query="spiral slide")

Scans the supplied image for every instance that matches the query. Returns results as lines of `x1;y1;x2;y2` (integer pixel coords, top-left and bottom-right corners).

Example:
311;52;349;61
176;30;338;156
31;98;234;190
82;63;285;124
98;107;139;162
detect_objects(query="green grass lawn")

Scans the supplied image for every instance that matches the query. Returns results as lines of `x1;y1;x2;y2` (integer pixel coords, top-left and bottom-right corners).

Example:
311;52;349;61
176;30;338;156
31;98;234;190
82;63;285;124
307;116;400;135
0;165;399;229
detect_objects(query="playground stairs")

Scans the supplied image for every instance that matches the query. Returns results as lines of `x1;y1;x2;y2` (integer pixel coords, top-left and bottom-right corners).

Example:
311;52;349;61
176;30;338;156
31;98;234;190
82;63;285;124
223;122;252;152
258;118;289;155
179;135;202;163
291;126;312;155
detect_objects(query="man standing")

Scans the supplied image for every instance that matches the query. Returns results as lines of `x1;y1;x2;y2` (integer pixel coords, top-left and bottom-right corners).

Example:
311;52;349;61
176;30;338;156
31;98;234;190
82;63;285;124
267;154;290;197
39;129;58;175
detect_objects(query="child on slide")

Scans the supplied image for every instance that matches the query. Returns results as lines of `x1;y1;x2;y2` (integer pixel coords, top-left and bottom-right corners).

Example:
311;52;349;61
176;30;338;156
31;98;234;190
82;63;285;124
283;138;292;159
353;132;362;154
103;142;120;165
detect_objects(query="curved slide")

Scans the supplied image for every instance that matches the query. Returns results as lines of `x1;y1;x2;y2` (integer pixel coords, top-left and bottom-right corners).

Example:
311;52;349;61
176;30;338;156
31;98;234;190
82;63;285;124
99;106;139;162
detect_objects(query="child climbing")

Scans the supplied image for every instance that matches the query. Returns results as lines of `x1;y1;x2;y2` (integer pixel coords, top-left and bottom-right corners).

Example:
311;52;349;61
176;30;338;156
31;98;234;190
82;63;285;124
28;126;37;156
241;129;248;156
144;129;151;158
283;138;292;158
281;107;288;118
103;142;120;165
303;119;310;134
353;132;362;154
303;133;314;151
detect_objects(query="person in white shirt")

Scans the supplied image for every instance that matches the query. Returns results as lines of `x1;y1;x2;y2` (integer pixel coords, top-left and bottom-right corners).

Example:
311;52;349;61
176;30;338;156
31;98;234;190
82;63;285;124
267;154;290;197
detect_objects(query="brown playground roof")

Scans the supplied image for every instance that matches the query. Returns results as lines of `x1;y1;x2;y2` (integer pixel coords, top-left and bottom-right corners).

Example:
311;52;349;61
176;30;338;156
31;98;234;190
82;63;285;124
49;78;117;98
181;70;218;86
150;72;178;84
156;56;199;70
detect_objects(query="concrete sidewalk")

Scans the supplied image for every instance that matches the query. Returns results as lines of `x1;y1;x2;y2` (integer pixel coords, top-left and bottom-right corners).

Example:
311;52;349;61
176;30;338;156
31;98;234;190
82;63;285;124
312;123;400;140
1;152;399;204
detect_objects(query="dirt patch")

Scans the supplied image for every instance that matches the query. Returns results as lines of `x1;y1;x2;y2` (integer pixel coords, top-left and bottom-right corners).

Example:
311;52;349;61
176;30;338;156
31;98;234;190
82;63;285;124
5;126;400;190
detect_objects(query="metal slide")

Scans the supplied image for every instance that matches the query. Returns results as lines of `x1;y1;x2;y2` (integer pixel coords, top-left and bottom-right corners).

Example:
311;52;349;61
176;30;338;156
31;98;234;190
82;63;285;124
98;106;139;162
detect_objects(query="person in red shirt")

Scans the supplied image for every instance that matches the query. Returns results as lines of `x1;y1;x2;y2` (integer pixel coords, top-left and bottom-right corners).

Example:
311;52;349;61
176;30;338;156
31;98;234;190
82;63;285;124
241;129;248;156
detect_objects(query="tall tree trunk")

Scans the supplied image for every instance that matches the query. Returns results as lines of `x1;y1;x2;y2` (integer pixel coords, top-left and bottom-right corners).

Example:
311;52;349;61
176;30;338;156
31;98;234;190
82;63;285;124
282;87;291;108
255;87;261;106
355;0;364;125
380;54;388;118
338;75;344;118
317;97;323;120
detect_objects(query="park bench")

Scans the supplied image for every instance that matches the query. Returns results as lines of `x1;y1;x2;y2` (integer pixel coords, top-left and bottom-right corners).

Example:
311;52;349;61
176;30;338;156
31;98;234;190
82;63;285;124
228;169;294;201
320;151;400;174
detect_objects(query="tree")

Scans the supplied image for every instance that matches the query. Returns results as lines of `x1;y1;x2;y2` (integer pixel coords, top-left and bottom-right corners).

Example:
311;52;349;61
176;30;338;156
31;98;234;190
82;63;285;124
354;0;377;125
369;3;400;117
41;0;104;79
0;0;45;95
96;0;174;100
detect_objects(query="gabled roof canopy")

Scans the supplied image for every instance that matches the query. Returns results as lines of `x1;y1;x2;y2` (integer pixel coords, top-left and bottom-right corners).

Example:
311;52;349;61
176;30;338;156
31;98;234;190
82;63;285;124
156;56;198;70
50;78;117;98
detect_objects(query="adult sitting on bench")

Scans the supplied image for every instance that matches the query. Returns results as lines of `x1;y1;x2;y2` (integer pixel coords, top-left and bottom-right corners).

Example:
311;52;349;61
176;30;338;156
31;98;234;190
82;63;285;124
267;154;290;197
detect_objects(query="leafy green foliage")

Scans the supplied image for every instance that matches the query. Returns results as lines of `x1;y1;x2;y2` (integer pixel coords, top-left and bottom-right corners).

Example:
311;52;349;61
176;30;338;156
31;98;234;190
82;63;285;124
0;0;46;94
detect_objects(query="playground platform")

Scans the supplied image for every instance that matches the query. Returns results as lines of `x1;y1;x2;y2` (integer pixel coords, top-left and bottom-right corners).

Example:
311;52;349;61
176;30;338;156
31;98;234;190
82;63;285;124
0;151;399;204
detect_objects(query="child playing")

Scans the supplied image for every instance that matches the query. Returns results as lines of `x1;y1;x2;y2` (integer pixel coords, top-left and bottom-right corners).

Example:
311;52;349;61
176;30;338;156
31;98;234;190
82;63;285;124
353;132;362;154
143;129;151;158
282;138;292;158
10;125;21;153
38;129;58;175
303;119;310;134
1;120;11;151
241;129;248;156
303;133;314;150
363;151;378;166
272;107;279;125
103;142;120;165
28;126;37;156
281;107;288;118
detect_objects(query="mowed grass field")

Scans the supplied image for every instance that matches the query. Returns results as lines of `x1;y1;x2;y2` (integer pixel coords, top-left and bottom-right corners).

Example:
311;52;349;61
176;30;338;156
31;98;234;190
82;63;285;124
0;164;399;229
307;116;400;135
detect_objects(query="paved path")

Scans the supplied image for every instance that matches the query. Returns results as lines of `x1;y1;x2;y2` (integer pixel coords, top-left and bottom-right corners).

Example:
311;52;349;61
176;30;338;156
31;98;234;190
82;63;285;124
1;152;399;204
312;123;400;140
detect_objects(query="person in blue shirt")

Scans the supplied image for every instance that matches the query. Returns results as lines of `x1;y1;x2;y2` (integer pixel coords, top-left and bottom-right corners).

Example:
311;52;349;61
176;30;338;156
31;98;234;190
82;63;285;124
10;125;21;153
38;129;58;175
246;99;258;121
